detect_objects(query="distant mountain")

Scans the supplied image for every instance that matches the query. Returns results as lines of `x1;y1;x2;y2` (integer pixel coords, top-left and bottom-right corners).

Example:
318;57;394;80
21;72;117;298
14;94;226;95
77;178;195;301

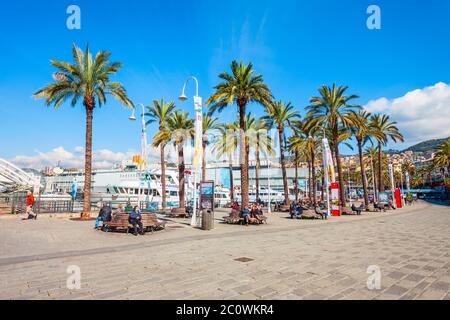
403;137;449;154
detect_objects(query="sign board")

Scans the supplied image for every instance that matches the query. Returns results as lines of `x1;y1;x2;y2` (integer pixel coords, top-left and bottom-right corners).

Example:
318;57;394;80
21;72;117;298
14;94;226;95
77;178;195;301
200;181;215;211
330;182;340;216
378;192;389;205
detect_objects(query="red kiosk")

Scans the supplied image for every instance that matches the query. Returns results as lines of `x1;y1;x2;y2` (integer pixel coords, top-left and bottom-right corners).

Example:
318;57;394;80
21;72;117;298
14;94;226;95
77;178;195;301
395;188;402;208
330;182;341;216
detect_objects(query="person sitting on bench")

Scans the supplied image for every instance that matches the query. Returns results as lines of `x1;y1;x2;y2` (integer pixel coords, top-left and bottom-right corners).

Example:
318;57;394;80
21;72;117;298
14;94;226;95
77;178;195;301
129;206;144;236
250;203;264;223
388;198;396;210
291;202;304;219
94;203;112;229
315;205;327;219
240;205;251;226
351;203;364;215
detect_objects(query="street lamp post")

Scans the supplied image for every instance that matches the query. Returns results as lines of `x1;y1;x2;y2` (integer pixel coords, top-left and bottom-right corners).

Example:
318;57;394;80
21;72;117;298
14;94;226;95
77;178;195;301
267;158;271;214
347;159;352;206
129;103;148;207
179;76;202;227
321;125;331;217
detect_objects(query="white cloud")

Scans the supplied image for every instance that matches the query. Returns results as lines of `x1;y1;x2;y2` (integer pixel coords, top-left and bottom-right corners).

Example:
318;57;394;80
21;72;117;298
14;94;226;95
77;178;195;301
365;82;450;145
10;147;141;170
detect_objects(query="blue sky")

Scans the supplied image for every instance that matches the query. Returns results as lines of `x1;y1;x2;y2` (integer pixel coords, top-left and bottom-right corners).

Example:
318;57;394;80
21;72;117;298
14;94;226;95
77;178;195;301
0;0;449;167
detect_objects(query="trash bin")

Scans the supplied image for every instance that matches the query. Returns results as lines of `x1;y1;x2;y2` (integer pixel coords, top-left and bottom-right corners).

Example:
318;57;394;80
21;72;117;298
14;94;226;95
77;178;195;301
201;209;214;230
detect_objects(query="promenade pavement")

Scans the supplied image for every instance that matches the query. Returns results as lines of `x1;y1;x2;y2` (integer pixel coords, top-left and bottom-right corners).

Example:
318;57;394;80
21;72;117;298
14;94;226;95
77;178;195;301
0;201;449;300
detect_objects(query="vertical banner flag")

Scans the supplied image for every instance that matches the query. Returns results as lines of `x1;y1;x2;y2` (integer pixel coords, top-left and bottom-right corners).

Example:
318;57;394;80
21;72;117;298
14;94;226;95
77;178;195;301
191;96;203;228
405;171;410;191
71;179;77;200
141;126;148;170
322;138;335;183
388;163;396;208
193;96;203;169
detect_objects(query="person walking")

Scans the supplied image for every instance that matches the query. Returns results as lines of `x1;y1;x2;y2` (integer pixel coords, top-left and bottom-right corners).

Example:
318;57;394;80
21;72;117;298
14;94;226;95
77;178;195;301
26;191;36;219
129;206;144;236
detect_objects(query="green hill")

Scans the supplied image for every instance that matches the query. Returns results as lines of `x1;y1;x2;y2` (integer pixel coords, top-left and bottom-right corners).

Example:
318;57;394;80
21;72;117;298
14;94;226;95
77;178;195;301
404;137;449;153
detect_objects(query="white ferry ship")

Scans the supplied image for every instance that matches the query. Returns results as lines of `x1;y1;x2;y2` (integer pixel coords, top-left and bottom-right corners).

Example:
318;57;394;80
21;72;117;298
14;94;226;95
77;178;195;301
42;161;180;209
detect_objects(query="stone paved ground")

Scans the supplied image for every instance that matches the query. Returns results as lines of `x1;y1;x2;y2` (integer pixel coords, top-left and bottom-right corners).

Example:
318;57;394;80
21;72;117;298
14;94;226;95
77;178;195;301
0;201;449;300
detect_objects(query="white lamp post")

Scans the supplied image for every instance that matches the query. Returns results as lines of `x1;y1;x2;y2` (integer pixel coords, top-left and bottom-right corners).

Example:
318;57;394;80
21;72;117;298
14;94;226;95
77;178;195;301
179;76;202;227
321;125;331;217
267;157;271;214
129;103;148;207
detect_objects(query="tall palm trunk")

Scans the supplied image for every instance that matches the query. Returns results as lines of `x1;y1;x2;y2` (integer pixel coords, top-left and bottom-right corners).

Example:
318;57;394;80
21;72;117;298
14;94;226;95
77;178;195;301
357;139;369;207
308;161;312;200
278;127;290;205
228;156;234;202
160;143;167;210
378;142;384;192
82;98;94;219
178;145;185;209
311;150;317;206
255;144;260;201
294;151;299;202
202;140;207;182
333;135;346;207
238;101;249;207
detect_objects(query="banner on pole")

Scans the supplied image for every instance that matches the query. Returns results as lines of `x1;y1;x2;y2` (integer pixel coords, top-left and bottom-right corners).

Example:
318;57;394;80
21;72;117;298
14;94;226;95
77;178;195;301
388;163;396;208
193;96;203;169
322;138;335;183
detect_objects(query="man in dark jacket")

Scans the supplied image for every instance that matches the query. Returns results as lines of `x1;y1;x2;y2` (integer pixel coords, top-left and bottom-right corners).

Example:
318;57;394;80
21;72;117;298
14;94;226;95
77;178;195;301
94;203;112;229
129;206;144;235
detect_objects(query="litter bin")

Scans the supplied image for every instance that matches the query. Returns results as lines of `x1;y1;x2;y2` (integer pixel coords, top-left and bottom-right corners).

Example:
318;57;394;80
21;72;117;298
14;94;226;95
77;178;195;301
201;209;214;230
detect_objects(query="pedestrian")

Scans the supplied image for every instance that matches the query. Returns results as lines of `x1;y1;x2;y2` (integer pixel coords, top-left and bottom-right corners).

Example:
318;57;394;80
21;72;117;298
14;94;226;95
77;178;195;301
26;191;36;220
129;206;144;236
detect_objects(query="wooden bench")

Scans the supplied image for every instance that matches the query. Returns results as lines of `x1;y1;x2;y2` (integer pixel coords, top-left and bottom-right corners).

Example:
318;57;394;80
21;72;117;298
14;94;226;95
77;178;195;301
341;207;354;215
278;204;290;212
103;213;166;234
299;209;323;220
223;209;267;225
166;208;191;218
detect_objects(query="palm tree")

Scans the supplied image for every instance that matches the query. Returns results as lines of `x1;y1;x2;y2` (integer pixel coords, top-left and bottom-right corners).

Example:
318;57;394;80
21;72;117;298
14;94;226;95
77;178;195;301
212;123;238;201
306;84;360;206
202;114;219;181
263;101;300;205
145;99;176;210
348;110;372;206
369;114;404;192
34;44;133;219
207;60;273;207
291;119;321;205
287;135;303;203
154;111;194;211
433;138;450;176
364;145;379;192
244;115;274;200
